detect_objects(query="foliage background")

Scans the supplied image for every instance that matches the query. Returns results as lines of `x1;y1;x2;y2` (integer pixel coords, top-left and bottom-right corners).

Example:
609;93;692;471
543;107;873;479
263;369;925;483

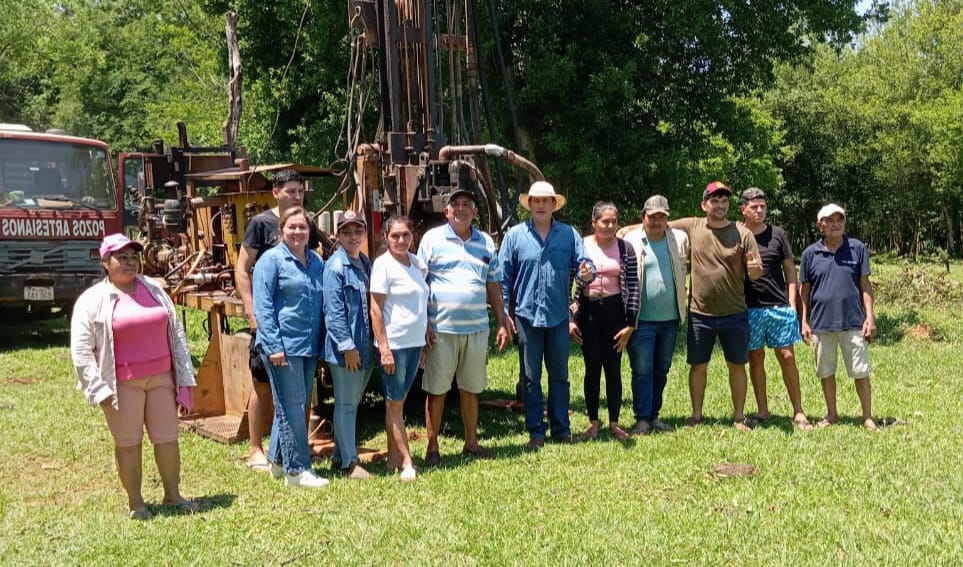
1;1;961;253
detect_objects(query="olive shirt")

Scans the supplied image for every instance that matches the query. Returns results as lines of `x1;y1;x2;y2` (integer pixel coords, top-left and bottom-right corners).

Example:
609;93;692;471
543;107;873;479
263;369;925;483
668;217;760;317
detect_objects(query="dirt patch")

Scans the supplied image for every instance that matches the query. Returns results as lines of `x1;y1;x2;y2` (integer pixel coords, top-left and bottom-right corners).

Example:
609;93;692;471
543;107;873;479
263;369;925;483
6;376;38;385
905;324;932;341
713;462;758;478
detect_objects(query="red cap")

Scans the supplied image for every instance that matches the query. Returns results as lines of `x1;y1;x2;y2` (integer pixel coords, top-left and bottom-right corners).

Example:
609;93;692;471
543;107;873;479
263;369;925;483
703;181;732;201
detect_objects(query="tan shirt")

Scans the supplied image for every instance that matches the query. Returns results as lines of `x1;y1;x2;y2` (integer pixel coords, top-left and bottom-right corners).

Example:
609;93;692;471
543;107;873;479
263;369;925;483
669;217;759;317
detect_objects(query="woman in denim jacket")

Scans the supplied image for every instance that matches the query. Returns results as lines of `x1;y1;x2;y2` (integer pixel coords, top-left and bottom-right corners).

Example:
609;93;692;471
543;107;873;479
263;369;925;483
253;207;327;489
322;211;375;479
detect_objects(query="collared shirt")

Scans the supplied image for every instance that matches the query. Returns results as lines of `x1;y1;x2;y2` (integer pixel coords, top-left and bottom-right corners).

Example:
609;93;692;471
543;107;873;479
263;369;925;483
253;242;324;357
623;227;689;322
322;246;374;368
800;236;871;332
500;219;594;328
417;223;501;334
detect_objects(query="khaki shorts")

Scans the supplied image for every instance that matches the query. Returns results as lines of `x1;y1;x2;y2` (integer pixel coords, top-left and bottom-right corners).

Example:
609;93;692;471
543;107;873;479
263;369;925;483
813;330;871;379
102;371;179;447
422;329;489;395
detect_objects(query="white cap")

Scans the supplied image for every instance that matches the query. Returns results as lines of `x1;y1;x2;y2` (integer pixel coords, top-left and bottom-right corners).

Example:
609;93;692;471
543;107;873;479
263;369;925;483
817;203;846;221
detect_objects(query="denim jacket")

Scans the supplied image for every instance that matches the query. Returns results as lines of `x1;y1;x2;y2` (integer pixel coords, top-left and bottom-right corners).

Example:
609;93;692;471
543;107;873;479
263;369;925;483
253;242;324;357
322;247;374;368
70;275;196;409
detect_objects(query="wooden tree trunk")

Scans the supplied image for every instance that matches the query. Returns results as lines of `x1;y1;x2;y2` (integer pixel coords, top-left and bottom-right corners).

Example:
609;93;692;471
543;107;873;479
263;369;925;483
224;10;242;148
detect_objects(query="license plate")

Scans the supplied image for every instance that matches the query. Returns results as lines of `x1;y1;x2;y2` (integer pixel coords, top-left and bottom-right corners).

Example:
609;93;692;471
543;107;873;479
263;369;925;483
24;286;55;301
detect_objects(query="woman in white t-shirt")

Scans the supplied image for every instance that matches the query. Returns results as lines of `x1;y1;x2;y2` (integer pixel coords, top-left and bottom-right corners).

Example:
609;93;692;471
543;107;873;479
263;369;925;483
370;216;429;482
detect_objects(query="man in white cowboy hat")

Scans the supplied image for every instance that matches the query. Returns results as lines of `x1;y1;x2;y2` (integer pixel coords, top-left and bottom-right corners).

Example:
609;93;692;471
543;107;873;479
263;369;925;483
800;204;878;431
499;181;595;450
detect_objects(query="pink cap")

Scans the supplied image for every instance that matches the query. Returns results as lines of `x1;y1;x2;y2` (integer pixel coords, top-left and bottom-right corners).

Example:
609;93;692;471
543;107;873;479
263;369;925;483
99;233;143;258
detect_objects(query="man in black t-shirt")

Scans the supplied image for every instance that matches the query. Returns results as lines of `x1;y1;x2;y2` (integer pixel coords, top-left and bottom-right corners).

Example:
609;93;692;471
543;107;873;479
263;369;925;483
235;169;320;472
740;188;812;430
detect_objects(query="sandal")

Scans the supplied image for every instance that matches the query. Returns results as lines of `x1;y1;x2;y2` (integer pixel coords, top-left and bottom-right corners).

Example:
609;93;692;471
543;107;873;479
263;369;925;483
793;417;814;431
609;425;629;441
745;414;769;428
580;422;600;441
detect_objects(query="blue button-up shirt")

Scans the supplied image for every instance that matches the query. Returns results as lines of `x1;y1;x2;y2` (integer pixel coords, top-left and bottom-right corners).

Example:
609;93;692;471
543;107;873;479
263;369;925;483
500;219;594;328
253;242;324;357
322;246;374;368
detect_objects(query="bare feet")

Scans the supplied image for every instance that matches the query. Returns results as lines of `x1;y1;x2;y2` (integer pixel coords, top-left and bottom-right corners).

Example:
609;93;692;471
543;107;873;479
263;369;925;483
733;420;752;432
863;418;879;431
609;424;629;440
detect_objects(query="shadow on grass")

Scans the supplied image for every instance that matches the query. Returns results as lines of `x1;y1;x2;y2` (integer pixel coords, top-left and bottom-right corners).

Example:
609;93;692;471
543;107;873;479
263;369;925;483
0;318;70;352
151;492;236;518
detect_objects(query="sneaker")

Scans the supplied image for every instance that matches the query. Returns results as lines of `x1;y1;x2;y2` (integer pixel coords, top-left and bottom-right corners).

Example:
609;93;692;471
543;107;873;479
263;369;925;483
285;470;330;489
271;462;284;480
400;466;417;482
525;437;545;452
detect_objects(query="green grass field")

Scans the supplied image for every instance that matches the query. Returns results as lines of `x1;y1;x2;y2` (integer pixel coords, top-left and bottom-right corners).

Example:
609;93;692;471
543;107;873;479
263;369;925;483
0;262;961;565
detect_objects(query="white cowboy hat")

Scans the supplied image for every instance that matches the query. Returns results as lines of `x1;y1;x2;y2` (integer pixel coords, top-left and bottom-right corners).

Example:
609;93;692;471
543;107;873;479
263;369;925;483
520;181;567;211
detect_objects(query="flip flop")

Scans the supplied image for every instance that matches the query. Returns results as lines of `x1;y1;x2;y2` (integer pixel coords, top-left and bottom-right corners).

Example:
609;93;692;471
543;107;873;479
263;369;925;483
609;426;630;441
129;508;153;521
246;459;272;473
745;414;769;428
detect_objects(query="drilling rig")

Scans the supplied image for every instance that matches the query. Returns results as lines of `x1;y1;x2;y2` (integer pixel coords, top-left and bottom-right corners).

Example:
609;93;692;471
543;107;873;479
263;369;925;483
123;0;540;444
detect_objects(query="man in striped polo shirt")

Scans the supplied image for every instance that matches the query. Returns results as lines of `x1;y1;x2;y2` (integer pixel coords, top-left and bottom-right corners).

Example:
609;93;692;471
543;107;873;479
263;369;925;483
418;189;512;466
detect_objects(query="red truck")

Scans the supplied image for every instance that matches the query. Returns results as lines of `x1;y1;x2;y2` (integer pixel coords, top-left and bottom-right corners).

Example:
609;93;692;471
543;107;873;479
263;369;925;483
0;124;122;320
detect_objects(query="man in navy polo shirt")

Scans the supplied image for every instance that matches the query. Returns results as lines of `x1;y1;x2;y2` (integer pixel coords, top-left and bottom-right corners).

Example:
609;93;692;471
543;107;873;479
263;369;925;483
800;204;878;431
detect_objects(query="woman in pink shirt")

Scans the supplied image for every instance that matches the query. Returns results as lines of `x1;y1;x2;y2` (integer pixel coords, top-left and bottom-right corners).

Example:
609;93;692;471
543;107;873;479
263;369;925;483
71;234;197;520
570;202;640;440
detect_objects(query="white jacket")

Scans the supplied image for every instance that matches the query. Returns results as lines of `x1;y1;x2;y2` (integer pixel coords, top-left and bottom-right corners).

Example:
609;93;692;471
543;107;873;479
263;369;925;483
70;275;196;409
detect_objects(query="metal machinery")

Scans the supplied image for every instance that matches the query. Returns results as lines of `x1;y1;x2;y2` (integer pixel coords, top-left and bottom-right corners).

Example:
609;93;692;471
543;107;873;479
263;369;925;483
123;0;542;444
120;122;330;442
334;0;543;251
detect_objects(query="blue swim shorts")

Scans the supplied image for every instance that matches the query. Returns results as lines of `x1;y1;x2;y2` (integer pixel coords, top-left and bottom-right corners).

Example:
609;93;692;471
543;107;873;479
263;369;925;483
748;306;802;351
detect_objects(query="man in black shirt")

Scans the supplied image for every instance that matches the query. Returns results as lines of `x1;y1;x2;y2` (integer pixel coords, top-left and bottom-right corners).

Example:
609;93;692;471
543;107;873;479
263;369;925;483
740;188;812;430
235;169;320;472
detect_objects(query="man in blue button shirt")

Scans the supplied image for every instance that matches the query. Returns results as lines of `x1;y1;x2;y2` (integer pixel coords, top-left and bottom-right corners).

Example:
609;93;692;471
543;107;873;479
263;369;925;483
800;204;878;431
500;181;595;450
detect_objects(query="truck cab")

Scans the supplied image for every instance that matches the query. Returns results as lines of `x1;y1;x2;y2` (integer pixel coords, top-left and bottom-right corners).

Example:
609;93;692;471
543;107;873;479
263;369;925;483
0;124;122;319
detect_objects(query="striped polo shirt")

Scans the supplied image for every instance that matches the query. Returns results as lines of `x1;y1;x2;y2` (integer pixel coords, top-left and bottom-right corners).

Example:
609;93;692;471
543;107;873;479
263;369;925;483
417;223;501;334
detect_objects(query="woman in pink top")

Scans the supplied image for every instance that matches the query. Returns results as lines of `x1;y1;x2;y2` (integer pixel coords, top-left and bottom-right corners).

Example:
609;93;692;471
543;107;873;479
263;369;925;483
71;234;198;520
570;202;640;440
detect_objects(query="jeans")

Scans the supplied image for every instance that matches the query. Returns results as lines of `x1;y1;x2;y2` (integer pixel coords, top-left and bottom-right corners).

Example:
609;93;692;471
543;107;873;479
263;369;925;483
577;296;625;423
627;319;679;422
263;354;317;475
515;317;571;439
330;362;374;469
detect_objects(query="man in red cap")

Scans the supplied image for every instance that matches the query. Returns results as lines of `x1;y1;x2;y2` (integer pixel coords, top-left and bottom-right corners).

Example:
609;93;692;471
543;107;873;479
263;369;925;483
669;181;762;430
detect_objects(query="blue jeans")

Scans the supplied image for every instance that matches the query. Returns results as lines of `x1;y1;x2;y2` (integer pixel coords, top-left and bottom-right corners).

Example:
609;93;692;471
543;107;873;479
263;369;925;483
628;319;679;422
263;354;317;475
380;347;421;401
330;362;374;469
515;317;571;439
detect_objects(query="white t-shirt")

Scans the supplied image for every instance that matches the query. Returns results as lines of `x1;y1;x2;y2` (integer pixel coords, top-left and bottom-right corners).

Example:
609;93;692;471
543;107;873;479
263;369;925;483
370;252;429;349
